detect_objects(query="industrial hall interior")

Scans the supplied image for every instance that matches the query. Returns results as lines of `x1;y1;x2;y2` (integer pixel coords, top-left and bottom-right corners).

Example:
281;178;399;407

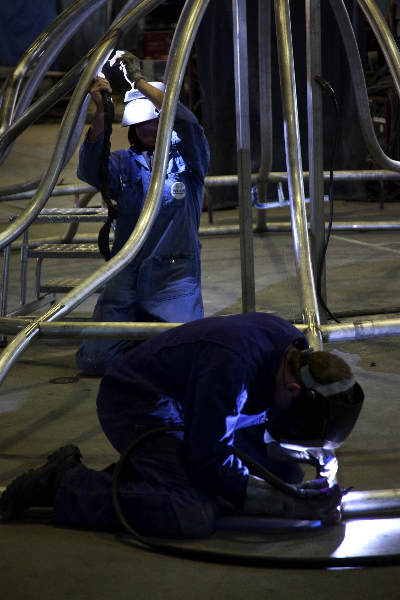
1;0;400;598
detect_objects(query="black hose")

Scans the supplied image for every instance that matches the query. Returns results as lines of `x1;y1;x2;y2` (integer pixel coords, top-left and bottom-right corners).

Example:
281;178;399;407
314;75;341;323
97;90;118;261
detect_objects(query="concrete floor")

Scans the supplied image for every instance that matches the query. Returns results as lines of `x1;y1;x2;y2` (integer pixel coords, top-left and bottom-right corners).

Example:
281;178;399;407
1;123;400;598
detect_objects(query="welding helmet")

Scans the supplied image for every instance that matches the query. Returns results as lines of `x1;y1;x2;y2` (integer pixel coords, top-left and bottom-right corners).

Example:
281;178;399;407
266;350;364;449
121;82;165;126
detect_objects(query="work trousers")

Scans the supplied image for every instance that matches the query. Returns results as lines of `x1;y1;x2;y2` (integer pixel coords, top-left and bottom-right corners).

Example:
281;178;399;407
54;392;219;538
54;396;303;538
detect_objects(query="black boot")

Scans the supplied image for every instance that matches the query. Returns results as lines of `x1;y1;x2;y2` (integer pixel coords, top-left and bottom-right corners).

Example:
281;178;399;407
0;445;82;521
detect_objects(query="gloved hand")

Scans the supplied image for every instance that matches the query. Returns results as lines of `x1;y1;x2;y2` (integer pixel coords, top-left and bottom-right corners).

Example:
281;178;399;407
295;477;330;498
308;448;339;485
300;480;346;524
109;50;145;86
244;475;344;524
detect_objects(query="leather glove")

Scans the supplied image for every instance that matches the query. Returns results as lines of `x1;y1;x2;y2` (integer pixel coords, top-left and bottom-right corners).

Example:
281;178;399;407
110;51;145;85
244;475;343;524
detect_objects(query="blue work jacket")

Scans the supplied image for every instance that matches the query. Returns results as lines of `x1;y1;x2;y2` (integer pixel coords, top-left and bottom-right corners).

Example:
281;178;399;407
77;103;209;322
98;313;308;508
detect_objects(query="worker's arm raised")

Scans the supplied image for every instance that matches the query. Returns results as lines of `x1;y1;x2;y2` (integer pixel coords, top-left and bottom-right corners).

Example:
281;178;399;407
110;50;164;110
86;76;113;142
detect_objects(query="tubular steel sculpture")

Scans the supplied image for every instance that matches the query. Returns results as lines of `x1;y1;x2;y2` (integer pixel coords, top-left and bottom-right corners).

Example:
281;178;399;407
1;0;400;385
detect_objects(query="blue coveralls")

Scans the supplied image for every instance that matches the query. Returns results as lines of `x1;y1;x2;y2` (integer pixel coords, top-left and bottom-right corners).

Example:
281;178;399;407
75;103;209;375
54;313;307;538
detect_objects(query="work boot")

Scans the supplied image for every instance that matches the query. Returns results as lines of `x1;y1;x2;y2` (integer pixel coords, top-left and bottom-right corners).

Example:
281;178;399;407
0;445;82;521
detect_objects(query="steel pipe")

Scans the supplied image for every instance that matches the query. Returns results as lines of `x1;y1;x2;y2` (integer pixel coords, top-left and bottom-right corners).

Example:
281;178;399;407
256;0;272;232
320;318;400;342
6;218;399;250
2;168;400;202
0;321;182;339
0;59;88;158
357;0;400;98
232;0;256;313
0;0;161;251
0;185;97;202
274;0;322;349
0;1;144;166
0;246;11;318
342;489;400;518
0;0;109;136
2;316;400;344
306;0;327;321
330;0;400;173
0;39;115;251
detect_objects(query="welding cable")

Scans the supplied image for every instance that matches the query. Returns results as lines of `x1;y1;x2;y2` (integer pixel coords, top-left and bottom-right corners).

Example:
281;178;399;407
97;89;118;261
108;425;400;569
313;75;341;324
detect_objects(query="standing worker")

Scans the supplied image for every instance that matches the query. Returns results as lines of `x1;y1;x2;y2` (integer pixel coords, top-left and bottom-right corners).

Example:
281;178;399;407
0;313;364;538
75;52;210;375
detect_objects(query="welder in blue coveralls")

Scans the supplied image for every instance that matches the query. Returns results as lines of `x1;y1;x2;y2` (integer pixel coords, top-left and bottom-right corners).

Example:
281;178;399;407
75;52;209;375
1;313;364;538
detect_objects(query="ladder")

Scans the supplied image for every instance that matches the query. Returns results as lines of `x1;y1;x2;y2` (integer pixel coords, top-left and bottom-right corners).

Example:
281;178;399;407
3;207;108;317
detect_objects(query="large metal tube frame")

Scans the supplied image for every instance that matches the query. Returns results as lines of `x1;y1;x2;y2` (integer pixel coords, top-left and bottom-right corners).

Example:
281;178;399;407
2;0;400;385
0;0;210;385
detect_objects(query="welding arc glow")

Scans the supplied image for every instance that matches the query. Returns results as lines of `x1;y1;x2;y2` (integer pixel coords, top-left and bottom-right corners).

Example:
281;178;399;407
331;518;400;558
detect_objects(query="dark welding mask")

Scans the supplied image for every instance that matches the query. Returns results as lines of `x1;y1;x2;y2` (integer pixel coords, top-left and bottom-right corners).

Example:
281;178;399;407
266;356;364;449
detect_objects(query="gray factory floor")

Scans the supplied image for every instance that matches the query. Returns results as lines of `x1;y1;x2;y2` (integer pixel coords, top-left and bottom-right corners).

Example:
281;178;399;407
1;123;400;598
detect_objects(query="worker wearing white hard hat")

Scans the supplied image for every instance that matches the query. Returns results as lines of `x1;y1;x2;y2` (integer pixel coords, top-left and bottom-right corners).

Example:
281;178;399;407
121;82;165;126
75;52;210;376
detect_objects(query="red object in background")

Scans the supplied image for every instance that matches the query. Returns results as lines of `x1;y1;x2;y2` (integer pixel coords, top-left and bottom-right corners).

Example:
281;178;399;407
141;30;173;60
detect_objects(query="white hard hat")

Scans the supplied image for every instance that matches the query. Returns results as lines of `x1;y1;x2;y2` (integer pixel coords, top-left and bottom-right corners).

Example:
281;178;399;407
121;81;165;127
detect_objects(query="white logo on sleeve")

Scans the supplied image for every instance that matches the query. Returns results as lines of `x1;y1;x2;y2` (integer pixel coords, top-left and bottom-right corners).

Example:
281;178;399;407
171;181;186;199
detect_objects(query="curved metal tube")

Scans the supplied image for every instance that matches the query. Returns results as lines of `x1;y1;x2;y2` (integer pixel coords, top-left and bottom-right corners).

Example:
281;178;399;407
356;0;400;98
329;0;400;172
0;0;210;384
0;39;115;251
0;0;160;250
0;178;42;198
0;59;88;160
13;0;108;122
0;0;108;136
274;0;322;349
0;0;143;170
